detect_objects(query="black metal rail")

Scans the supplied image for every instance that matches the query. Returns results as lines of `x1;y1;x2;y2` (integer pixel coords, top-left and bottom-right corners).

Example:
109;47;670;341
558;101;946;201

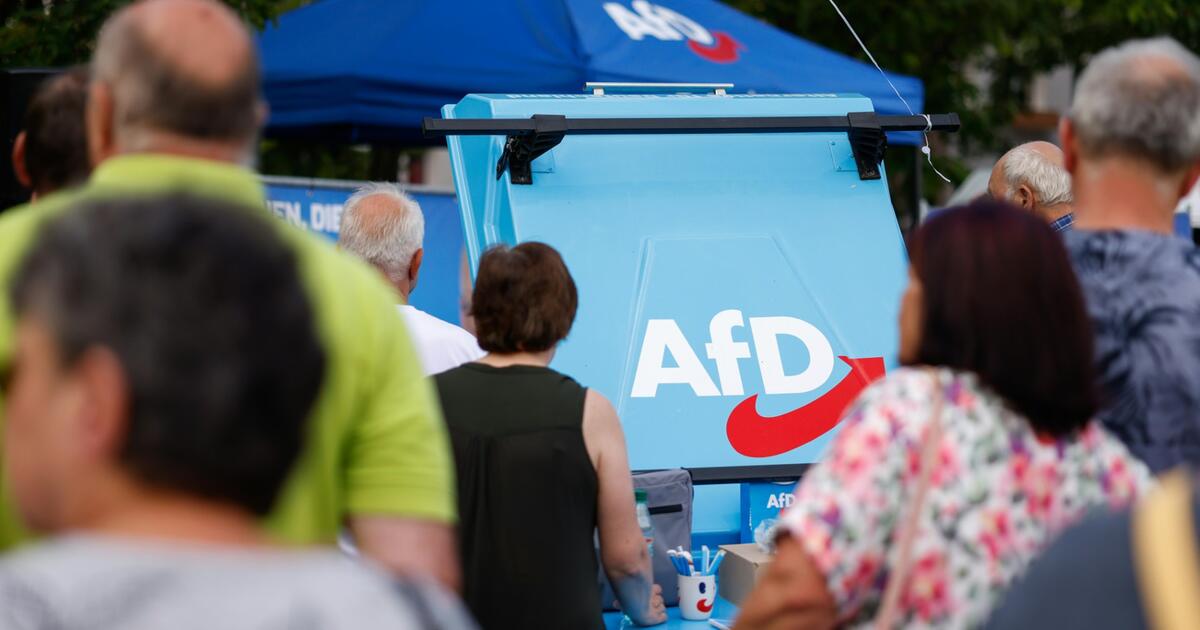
423;112;960;183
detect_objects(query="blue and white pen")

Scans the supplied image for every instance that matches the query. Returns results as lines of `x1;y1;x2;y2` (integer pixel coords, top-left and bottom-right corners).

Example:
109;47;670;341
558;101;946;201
709;549;726;576
702;545;710;575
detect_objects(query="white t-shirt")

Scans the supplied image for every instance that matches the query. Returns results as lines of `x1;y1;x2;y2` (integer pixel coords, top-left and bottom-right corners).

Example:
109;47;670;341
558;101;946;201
397;305;484;376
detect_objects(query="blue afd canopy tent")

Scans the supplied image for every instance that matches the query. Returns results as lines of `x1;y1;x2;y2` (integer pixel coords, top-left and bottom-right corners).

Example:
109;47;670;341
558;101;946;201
258;0;925;143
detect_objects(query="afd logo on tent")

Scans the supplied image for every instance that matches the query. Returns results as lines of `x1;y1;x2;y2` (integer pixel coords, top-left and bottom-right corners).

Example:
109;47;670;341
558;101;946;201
603;1;744;63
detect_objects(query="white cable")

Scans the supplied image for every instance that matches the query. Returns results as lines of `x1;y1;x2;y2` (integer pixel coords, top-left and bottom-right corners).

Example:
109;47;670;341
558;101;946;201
826;0;951;184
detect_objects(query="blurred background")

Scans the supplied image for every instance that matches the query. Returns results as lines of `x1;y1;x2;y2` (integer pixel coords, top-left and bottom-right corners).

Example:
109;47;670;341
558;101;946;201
2;0;1199;227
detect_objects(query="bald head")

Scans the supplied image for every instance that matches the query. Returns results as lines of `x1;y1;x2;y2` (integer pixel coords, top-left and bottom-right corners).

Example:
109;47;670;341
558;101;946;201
89;0;262;163
988;141;1073;220
127;0;254;88
339;184;427;299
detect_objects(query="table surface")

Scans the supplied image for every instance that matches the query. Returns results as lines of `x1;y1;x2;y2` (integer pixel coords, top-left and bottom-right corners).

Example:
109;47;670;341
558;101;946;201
603;598;739;629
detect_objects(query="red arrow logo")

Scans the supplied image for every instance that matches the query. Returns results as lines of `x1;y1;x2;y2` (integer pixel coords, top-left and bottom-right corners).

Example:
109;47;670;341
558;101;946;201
726;356;886;457
687;31;743;64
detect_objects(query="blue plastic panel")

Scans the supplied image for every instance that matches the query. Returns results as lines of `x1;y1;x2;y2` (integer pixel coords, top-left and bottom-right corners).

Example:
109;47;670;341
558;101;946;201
444;93;906;472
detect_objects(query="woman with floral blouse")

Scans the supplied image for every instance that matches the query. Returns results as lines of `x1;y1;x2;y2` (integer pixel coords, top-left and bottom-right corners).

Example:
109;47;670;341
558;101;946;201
736;200;1153;630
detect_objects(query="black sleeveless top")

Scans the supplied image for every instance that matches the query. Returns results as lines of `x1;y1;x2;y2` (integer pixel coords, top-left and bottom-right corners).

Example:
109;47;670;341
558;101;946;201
435;363;602;630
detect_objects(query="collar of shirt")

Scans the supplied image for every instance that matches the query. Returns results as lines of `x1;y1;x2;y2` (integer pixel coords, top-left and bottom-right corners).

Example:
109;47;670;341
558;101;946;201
1049;212;1075;232
89;154;265;209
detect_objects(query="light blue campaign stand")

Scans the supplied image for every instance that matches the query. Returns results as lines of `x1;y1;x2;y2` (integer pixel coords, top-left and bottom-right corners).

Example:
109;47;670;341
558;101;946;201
434;87;949;619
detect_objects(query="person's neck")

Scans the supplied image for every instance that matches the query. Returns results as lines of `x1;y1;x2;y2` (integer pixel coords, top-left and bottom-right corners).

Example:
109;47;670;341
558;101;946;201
73;487;267;549
393;280;412;304
478;349;555;368
1070;159;1182;234
130;131;249;166
1038;202;1073;223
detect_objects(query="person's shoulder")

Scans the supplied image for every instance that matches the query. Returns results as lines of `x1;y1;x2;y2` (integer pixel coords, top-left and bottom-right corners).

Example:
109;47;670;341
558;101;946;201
402;307;480;348
0;538;102;614
0;190;79;256
0;536;96;574
855;366;940;406
287;552;476;629
985;508;1141;629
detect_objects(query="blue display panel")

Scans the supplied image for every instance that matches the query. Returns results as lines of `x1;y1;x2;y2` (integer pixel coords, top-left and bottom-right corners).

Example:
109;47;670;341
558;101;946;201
443;92;907;473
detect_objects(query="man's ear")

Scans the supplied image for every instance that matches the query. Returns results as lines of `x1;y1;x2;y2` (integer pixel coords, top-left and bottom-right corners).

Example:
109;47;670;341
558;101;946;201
1179;162;1200;201
12;131;31;191
255;100;269;130
1015;184;1036;209
73;347;130;462
85;81;116;168
1059;118;1079;175
408;248;424;289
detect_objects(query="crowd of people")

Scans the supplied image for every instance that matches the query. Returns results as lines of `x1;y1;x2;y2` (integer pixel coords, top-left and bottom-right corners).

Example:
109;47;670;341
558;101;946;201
1;0;1199;628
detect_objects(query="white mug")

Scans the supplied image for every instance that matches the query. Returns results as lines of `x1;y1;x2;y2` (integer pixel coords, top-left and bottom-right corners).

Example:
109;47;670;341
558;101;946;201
678;573;717;621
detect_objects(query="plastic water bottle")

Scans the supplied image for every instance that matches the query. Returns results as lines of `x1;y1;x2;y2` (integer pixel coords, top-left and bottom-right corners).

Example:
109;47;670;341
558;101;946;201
635;489;655;556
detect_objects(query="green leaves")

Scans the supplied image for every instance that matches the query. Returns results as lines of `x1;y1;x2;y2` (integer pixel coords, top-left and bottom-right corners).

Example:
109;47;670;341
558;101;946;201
0;0;304;67
725;0;1200;199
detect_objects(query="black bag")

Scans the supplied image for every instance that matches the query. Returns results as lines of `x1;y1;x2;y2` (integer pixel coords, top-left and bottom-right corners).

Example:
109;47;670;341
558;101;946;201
597;469;694;609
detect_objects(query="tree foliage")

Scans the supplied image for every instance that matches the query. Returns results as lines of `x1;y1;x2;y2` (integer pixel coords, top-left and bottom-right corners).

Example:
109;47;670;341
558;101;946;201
725;0;1200;151
0;0;297;67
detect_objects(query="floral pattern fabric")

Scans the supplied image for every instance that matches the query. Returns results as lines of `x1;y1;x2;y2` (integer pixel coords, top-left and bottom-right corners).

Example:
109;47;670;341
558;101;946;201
779;367;1153;629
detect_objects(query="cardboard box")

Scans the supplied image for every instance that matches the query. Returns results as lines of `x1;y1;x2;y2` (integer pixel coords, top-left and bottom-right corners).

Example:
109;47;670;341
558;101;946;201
717;543;773;605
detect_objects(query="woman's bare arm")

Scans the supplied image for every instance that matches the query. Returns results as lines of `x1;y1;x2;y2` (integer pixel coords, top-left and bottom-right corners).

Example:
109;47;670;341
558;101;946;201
583;389;666;626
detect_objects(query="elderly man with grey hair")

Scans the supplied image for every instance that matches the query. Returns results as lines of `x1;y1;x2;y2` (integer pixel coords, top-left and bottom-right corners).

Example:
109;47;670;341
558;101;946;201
986;42;1200;630
339;183;483;375
1049;37;1200;476
988;141;1075;229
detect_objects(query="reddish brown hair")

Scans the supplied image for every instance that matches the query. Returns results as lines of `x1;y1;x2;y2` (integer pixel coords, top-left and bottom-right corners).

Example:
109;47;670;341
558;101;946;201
907;199;1098;437
471;242;578;354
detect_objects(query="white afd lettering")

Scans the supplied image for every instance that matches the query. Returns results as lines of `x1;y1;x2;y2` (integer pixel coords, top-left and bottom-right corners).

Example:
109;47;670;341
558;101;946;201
631;319;721;398
749;316;834;395
604;1;715;44
630;310;836;398
766;492;795;509
705;309;751;396
645;3;714;45
602;2;680;41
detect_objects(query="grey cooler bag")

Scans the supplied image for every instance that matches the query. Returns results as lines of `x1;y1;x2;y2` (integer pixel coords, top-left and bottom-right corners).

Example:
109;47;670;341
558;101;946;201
598;468;694;609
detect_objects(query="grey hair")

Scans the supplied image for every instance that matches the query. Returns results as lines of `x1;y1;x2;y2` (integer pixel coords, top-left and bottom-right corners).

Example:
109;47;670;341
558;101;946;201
91;4;261;155
1002;146;1073;207
338;183;426;283
1068;37;1200;173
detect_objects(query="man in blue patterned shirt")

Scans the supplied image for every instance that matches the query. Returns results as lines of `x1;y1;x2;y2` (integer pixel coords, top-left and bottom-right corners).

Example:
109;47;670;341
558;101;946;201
988;141;1075;230
1060;37;1200;473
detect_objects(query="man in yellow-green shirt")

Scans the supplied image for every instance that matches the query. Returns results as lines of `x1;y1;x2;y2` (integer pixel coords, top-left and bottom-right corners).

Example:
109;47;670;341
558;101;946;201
0;0;459;589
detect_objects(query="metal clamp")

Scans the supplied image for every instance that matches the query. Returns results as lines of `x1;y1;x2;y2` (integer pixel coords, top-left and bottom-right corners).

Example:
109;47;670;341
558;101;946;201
494;114;567;184
847;111;887;180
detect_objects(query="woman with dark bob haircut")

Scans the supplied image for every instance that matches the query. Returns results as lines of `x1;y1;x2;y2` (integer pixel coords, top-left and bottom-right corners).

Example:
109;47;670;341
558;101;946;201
434;242;665;630
737;200;1152;629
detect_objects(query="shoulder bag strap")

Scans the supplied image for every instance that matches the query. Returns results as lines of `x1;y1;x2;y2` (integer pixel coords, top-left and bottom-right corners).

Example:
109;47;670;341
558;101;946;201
1133;469;1200;630
874;368;945;630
